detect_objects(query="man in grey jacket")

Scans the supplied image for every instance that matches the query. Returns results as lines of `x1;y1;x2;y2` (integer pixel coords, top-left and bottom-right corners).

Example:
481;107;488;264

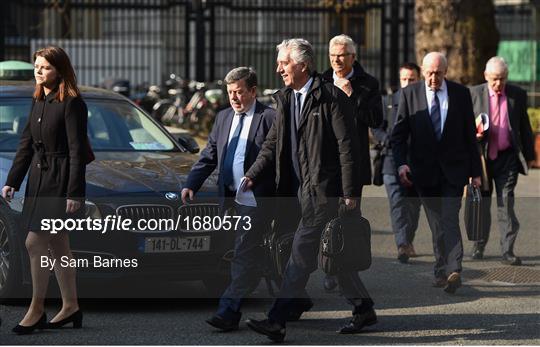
469;56;535;265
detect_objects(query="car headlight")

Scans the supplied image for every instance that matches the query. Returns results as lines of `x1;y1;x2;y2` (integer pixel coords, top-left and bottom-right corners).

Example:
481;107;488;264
85;200;102;219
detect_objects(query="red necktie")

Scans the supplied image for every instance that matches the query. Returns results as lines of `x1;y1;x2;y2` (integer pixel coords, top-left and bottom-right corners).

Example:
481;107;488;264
488;93;500;160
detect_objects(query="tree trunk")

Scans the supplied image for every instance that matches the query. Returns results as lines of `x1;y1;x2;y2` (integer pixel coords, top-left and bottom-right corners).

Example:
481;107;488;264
415;0;499;85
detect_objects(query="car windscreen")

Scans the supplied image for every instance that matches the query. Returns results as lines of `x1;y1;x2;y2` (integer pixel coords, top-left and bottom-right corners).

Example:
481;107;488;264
0;98;32;151
0;97;176;152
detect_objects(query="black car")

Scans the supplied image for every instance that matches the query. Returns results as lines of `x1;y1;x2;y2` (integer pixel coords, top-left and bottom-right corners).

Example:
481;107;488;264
0;82;234;300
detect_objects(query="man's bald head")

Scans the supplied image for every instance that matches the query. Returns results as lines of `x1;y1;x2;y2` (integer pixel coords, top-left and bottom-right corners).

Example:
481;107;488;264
421;52;448;90
422;52;448;70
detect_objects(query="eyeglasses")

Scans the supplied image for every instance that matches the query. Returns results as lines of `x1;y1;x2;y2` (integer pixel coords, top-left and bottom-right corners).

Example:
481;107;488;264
424;70;445;77
329;53;353;58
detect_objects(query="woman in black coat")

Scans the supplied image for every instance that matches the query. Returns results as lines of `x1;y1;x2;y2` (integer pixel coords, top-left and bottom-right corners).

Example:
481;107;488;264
2;46;89;334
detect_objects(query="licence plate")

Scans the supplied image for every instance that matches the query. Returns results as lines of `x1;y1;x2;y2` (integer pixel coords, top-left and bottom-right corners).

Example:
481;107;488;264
144;236;210;253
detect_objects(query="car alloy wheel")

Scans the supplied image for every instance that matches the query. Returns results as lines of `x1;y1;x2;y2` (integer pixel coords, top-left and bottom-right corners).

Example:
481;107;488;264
0;205;22;302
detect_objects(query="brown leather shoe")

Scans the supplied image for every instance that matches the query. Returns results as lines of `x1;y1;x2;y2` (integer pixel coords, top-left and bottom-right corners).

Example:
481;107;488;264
432;277;448;288
406;244;418;257
444;272;462;294
397;246;409;263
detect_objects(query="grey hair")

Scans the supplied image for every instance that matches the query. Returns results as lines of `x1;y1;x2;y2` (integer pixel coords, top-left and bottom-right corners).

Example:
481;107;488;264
485;56;508;75
276;38;315;73
329;34;357;55
422;52;448;69
224;66;258;89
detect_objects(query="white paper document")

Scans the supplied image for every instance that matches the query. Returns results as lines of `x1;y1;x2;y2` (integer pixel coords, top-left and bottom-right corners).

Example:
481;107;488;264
476;113;490;131
235;177;257;207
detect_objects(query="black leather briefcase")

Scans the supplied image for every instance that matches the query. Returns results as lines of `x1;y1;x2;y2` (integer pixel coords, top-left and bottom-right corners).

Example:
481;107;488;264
318;215;372;275
260;201;301;296
464;184;483;241
372;143;385;186
261;230;294;296
264;231;294;278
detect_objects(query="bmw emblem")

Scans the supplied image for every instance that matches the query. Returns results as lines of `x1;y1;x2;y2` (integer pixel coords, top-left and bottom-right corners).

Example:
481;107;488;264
165;192;179;201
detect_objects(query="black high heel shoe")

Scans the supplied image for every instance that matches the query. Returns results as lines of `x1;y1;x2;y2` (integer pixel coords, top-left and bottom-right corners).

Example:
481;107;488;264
12;313;47;335
47;310;83;329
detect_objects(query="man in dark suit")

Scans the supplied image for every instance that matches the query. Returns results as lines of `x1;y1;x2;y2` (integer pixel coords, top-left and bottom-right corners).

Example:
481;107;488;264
373;62;422;264
469;56;535;265
320;34;383;291
181;67;276;331
391;52;482;294
243;38;373;342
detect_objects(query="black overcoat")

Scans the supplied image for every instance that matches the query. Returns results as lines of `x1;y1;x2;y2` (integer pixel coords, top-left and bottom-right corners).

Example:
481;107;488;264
6;90;88;231
322;61;384;185
245;74;362;226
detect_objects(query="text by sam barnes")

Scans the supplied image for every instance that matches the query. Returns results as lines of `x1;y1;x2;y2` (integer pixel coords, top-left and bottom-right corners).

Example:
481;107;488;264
41;256;138;270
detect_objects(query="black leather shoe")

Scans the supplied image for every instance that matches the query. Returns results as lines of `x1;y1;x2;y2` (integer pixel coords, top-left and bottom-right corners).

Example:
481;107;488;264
471;246;484;260
246;318;285;342
397;246;409;264
205;315;239;332
286;300;314;322
444;272;462;294
47;310;83;329
338;309;377;334
12;313;47;335
501;253;522;266
323;275;338;292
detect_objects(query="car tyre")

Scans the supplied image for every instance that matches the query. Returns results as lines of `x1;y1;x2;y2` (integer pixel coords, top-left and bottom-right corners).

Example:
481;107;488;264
0;205;24;303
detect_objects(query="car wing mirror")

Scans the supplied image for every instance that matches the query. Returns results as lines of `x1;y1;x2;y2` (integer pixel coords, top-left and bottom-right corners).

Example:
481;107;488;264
174;133;199;154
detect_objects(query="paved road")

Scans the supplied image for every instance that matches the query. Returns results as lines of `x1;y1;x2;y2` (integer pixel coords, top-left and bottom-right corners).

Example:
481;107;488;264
1;171;538;345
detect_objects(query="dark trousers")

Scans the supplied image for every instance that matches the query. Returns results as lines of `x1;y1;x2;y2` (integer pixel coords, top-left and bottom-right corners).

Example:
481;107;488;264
476;148;520;255
383;174;422;248
416;177;464;279
268;218;373;326
216;203;268;322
